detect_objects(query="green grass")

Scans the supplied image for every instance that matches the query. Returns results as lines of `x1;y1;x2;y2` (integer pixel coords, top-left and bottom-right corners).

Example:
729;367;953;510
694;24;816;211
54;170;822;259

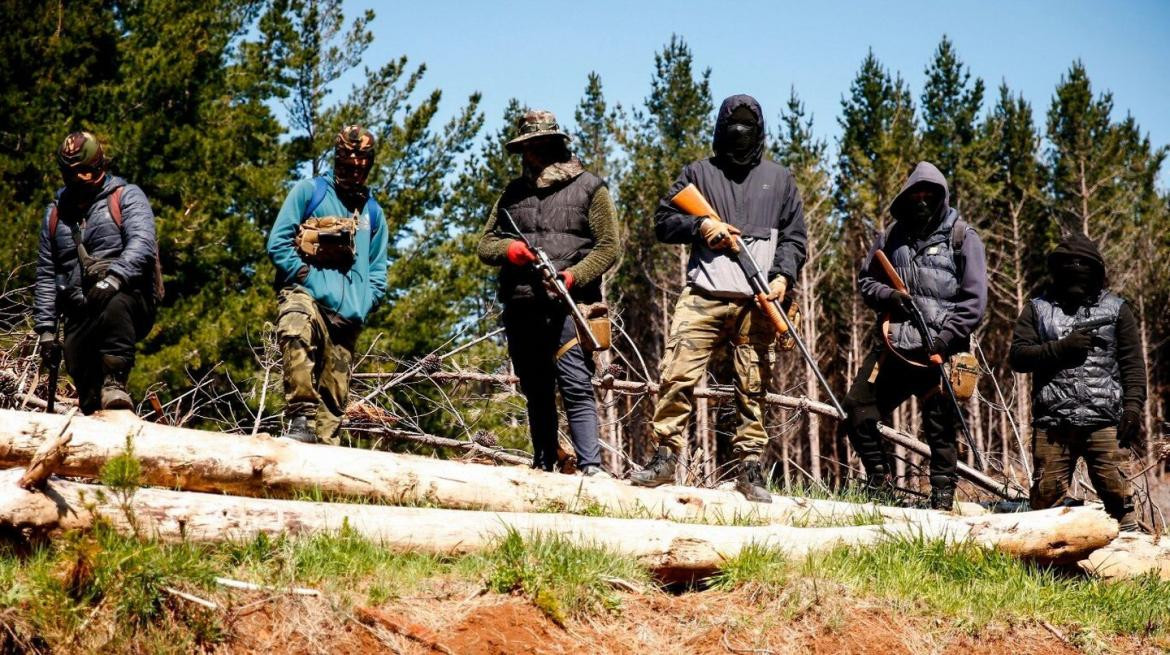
482;528;649;625
712;534;1170;639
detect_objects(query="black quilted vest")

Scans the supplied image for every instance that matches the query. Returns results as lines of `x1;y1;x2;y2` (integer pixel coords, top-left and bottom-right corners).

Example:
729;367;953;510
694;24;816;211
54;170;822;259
1030;291;1124;429
497;171;605;304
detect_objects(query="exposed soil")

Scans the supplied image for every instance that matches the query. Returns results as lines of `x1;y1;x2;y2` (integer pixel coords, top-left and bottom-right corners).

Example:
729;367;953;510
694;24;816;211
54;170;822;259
215;584;1167;655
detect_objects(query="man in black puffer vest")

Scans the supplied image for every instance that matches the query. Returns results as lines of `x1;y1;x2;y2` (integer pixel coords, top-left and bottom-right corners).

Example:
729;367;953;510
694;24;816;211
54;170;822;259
1010;233;1146;531
844;162;987;510
477;110;619;477
34;132;159;414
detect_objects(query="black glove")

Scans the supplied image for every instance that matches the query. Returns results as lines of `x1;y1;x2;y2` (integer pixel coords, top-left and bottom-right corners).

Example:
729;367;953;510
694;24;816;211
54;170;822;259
930;336;948;358
38;331;61;367
1118;408;1146;458
885;289;913;316
85;275;121;309
1052;328;1092;363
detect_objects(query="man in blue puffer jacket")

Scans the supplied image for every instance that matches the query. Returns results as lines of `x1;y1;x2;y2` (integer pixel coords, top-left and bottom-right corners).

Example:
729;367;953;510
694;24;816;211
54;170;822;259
35;132;159;414
267;125;388;444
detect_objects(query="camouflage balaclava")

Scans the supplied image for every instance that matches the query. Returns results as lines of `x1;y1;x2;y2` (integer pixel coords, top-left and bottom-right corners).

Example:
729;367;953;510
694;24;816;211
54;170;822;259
57;131;109;193
333;124;376;193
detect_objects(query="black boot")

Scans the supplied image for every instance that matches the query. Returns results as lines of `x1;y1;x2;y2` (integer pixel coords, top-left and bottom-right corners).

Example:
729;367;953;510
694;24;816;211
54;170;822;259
99;354;133;410
281;416;318;444
735;460;772;504
629;447;677;487
862;468;897;505
929;478;956;511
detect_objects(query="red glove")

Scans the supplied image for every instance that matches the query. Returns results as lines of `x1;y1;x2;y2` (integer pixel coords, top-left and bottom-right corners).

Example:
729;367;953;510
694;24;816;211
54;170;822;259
506;240;537;266
560;270;574;290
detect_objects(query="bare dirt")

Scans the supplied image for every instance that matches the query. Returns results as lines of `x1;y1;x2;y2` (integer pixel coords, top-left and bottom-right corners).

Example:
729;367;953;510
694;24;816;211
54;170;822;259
216;585;1167;655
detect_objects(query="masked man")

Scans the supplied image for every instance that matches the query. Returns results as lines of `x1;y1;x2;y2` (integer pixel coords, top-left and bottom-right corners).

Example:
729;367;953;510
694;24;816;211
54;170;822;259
267;125;388;444
477;110;619;476
1009;233;1146;531
629;94;808;502
35;131;160;414
843;162;987;510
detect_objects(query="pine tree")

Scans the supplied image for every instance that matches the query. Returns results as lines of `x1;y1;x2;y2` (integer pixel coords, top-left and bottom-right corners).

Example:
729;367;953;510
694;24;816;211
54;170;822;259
919;36;987;211
573;72;614;180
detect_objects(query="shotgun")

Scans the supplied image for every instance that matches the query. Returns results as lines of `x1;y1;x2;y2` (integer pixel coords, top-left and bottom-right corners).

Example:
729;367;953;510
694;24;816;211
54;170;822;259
670;183;846;417
498;208;602;352
872;249;987;471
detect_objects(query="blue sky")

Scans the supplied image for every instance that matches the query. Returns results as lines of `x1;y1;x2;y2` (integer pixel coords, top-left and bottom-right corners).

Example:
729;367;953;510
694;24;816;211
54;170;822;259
347;0;1169;174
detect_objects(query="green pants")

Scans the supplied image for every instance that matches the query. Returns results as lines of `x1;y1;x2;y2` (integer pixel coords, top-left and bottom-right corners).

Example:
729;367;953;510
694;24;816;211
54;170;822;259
651;287;775;460
276;287;359;444
1031;425;1136;527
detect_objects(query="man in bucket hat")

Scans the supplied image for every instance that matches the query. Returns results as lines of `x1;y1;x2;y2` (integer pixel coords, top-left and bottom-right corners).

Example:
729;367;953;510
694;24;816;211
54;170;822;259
478;110;620;476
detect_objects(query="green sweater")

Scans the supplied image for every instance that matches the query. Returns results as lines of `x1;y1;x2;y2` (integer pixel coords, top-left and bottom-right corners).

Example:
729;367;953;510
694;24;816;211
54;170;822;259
477;185;619;288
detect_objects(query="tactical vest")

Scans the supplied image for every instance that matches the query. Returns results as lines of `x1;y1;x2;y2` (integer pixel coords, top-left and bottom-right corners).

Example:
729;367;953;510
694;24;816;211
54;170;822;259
1030;291;1124;429
497;171;605;304
885;208;964;353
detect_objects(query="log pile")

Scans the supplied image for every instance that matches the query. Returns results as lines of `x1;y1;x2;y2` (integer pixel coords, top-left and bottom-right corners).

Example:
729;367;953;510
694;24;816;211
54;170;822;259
0;409;1164;581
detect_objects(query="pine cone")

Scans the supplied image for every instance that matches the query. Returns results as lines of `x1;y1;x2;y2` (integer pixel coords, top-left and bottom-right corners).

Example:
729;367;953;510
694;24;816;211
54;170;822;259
418;353;442;374
473;430;498;448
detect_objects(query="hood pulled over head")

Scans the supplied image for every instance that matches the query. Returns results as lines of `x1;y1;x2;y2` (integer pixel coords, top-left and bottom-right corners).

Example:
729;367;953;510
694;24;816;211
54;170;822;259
712;94;765;168
890;161;950;230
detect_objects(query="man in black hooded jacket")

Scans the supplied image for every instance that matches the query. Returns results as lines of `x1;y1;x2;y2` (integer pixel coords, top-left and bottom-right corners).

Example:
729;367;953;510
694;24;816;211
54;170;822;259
844;162;987;510
629;94;807;502
1009;233;1145;531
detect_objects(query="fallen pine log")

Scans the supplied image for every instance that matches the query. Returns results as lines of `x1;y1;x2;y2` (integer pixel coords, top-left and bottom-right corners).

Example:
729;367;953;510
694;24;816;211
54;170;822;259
1077;532;1170;581
354;369;1026;500
0;467;1116;579
0;409;984;527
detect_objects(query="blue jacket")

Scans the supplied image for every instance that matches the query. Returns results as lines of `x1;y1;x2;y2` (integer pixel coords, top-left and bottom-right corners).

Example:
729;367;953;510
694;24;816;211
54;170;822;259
35;175;157;332
267;176;388;323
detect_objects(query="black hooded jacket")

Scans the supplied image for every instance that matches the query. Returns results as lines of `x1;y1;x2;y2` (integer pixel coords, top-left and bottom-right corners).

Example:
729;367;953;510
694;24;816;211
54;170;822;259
654;94;807;294
858;162;987;356
1009;233;1146;422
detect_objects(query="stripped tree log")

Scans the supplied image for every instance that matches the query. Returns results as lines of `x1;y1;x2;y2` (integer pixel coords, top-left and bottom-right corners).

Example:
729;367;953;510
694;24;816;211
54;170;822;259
354;369;1026;499
0;468;1116;578
1078;532;1170;581
0;409;985;527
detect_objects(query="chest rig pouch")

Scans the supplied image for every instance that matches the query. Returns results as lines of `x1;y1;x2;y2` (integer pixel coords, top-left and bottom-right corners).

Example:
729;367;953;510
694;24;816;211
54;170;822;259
295;213;358;270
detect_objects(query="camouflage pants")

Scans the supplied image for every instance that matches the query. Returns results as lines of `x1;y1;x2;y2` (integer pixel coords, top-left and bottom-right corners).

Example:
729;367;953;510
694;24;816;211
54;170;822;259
651;287;775;460
1031;425;1136;527
277;288;359;444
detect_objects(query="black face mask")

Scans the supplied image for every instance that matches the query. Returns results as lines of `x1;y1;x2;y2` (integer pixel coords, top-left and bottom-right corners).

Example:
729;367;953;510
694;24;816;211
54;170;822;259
1055;258;1096;301
722;122;759;166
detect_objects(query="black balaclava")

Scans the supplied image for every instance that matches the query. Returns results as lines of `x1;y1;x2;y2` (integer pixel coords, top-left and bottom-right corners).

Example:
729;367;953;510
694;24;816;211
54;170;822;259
723;105;760;166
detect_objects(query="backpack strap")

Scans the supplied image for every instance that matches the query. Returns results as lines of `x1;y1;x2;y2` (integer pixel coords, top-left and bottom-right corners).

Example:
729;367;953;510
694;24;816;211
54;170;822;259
365;196;382;234
302;176;329;221
950;217;969;277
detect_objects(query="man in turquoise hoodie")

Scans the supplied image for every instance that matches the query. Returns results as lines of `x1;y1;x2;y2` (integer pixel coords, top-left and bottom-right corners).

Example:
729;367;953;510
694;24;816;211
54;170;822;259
267;125;388;443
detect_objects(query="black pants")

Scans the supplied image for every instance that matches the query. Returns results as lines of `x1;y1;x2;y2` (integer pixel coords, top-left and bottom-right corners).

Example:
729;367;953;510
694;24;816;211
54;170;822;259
62;290;154;414
842;347;960;491
503;302;601;470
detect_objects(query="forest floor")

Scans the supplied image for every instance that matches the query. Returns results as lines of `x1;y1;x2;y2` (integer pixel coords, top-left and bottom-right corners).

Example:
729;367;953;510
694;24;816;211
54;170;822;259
1;524;1167;655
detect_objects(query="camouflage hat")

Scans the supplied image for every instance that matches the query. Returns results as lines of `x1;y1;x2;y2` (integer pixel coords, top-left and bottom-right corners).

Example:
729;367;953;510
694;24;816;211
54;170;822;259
335;124;376;157
56;131;108;171
505;110;570;153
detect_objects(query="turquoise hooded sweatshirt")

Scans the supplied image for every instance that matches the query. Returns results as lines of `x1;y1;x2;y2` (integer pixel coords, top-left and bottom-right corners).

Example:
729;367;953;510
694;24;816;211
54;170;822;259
267;176;388;323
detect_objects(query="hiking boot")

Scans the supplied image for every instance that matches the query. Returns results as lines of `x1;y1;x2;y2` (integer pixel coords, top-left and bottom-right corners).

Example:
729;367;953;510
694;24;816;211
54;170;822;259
1117;512;1142;533
862;470;897;505
579;465;612;479
629;447;676;487
929;486;956;511
99;354;133;410
281;416;318;444
735;460;772;504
